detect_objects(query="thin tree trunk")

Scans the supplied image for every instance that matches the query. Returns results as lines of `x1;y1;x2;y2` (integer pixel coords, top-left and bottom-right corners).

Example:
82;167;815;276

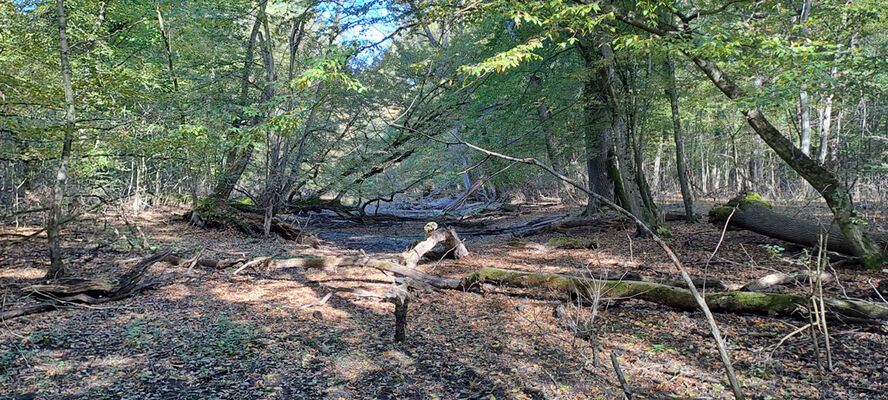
798;0;812;156
817;95;834;165
799;89;811;156
666;57;697;223
46;0;76;279
652;132;664;192
528;74;571;199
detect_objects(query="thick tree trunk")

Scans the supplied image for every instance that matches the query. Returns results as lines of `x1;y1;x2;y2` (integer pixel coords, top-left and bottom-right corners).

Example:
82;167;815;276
666;57;697;223
708;193;888;259
598;43;657;230
46;0;77;279
579;50;613;212
690;56;884;268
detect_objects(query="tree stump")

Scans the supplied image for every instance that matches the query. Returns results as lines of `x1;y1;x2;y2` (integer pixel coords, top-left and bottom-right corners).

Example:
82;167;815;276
386;285;410;343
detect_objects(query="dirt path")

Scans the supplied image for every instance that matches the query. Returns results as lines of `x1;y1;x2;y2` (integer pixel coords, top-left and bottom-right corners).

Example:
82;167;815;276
1;205;887;399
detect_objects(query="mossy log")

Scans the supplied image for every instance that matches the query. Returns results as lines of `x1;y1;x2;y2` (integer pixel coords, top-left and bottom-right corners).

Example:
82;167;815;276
190;199;317;243
280;196;358;220
463;267;888;322
709;192;888;259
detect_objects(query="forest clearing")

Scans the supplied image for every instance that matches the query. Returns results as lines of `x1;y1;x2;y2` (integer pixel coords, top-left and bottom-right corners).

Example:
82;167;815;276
2;0;888;399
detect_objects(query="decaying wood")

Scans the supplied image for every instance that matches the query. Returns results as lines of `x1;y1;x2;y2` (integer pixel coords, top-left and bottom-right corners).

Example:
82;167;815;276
2;252;172;320
709;194;888;259
400;222;468;268
741;271;834;292
296;255;463;290
459;214;568;238
232;253;280;275
462;267;888;322
387;285;410;343
193;200;319;242
299;292;333;310
517;213;621;237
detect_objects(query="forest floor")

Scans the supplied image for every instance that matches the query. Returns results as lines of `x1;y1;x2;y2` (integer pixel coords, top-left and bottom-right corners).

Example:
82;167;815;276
1;200;887;400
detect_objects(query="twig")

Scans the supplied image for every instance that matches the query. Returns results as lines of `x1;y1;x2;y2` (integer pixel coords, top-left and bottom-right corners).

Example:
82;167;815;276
868;279;888;305
232;253;280;275
299;292;332;310
186;248;203;274
610;351;634;400
769;323;812;357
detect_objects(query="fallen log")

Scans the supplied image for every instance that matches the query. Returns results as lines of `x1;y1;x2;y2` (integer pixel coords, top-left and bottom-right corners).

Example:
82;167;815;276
741;271;833;292
190;199;318;242
664;211;702;222
517;213;622;238
459;214;568;238
400;222;469;268
462;267;888;322
708;192;888;260
2;252;172;320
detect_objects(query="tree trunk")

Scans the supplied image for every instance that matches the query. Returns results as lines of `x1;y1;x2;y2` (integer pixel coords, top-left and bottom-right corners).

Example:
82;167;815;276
595;3;884;266
579;46;613;213
598;42;657;230
690;56;884;268
817;94;834;165
528;74;571;199
708;193;888;259
210;6;264;201
464;267;888;322
652;132;664;192
666;57;697;223
46;0;77;279
799;89;812;156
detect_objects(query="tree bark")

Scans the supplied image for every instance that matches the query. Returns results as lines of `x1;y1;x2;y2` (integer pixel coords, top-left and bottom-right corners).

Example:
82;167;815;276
210;3;264;201
598;42;656;230
579;45;613;213
817;94;833;165
666;57;697;223
46;0;77;279
400;222;468;268
708;194;888;259
464;267;888;322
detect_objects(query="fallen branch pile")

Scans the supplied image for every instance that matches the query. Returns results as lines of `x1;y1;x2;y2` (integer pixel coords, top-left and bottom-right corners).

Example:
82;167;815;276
1;251;173;320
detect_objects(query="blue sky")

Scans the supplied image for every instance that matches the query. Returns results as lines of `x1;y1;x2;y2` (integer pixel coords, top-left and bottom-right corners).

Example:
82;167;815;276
317;0;398;64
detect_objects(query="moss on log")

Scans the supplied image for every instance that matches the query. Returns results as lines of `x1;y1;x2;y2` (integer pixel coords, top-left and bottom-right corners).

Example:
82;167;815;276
709;193;888;266
189;198;314;242
463;267;888;321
